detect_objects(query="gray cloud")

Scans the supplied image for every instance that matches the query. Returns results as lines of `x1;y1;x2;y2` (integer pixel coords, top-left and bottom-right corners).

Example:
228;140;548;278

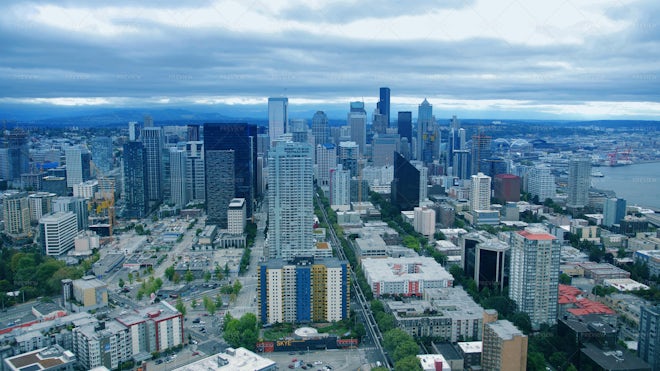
0;0;659;119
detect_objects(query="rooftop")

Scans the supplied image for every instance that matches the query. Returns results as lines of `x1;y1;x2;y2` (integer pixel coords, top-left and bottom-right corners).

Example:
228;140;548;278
517;229;556;241
486;320;525;340
457;341;483;354
581;343;650;370
4;345;75;371
173;347;275;371
362;257;454;283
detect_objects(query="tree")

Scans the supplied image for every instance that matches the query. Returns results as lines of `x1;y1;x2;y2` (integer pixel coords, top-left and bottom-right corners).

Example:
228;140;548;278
394;355;422;371
215;294;223;308
203;271;212;283
165;266;175;281
233;280;242;295
184;270;194;283
527;352;546;371
223;313;259;350
214;265;224;281
118;278;125;288
392;340;419;362
173;272;181;284
127;272;134;284
559;273;572;285
175;298;186;316
191;298;198;308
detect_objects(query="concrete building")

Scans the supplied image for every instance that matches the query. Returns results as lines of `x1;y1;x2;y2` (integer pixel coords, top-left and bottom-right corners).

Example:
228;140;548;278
28;192;56;222
3;192;31;237
329;166;351;208
39;211;78;256
72;321;132;370
73;180;98;199
268;141;314;259
567;157;591;209
184;141;205;203
348;101;367;155
470;172;491;212
169;148;188;208
268;97;288;145
509;227;560;330
72;276;108;310
115;301;184;355
417;354;451;371
227;198;246;235
638;305;660;371
634;250;660;278
386;287;484;342
174;347;276;371
4;345;75;371
413;207;436;237
481;320;528;371
603;197;627;227
526;166;556;201
315;143;336;187
493;174;521;203
258;257;350;324
362;257;453;297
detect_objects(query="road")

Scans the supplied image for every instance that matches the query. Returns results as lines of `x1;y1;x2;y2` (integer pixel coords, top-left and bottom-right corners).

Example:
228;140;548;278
314;192;392;370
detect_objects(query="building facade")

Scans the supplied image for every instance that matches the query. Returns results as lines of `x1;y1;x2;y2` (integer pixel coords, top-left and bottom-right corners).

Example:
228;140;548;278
258;257;350;324
509;227;561;330
122;141;149;218
567;157;591;209
268;141;314;259
638;305;660;371
40;211;78;256
228;198;246;235
268;97;288;145
481;320;528;371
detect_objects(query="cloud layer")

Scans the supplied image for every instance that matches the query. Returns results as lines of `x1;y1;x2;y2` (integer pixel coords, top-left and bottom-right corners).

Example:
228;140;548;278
1;0;659;119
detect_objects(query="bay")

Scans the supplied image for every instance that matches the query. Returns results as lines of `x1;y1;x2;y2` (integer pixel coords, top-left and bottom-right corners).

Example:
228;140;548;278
591;162;660;210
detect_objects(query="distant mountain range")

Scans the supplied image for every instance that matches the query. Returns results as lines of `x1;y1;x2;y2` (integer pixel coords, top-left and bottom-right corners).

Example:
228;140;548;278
1;103;659;129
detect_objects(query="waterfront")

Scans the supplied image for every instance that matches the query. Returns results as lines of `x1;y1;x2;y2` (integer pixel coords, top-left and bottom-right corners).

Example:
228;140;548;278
592;162;660;210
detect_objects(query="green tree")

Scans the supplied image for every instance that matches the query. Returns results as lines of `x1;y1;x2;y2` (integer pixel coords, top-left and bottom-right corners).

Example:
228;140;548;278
127;272;134;284
392;340;419;362
191;298;198;308
173;272;181;284
215;294;223;308
233;280;242;294
118;278;125;288
527;352;546;371
223;313;259;350
184;270;194;283
175;298;187;316
559;273;572;285
394;355;422;371
203;271;212;283
165;265;175;281
214;265;224;280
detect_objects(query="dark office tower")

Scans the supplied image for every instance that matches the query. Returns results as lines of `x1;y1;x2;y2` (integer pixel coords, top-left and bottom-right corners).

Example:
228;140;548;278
480;157;508;178
378;87;391;127
391;152;420;210
141;127;164;202
91;136;113;175
161;146;171;202
3;128;29;181
187;124;200;141
493;174;521;203
204;123;258;225
470;133;492;176
638;305;660;371
311;111;329;148
603;198;627;227
206;149;235;228
143;114;154;127
397;111;412;143
122;142;149;219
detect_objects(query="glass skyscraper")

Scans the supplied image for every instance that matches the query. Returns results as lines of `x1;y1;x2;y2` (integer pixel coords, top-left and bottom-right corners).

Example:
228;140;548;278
122;141;149;219
311;111;329;147
204;123;258;227
141;127;164;202
378;87;390;127
91;136;113;174
268;97;288;145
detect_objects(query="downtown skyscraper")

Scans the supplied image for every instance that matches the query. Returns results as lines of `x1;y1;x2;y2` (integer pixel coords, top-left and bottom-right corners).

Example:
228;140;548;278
65;146;91;188
90;136;113;175
141;127;164;202
311;111;329;147
268;141;314;260
416;98;436;163
567;157;591;209
122;141;149;219
348;101;367;156
268;97;288;145
204;123;257;228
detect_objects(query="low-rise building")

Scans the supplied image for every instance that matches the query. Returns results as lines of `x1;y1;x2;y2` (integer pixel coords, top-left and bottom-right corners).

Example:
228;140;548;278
362;257;453;297
4;345;75;371
385;287;483;342
173;347;276;371
633;249;660;278
115;301;184;355
72;321;132;370
417;354;451;371
72;276;108;311
603;278;650;292
578;262;630;284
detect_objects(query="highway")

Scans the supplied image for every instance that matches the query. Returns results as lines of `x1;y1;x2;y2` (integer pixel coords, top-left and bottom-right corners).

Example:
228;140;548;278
314;192;392;370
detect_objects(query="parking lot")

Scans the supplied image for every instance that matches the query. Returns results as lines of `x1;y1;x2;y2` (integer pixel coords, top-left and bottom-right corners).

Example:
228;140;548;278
263;348;367;371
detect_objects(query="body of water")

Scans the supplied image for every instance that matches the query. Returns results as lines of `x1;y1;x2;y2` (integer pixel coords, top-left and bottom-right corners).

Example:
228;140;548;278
592;162;660;210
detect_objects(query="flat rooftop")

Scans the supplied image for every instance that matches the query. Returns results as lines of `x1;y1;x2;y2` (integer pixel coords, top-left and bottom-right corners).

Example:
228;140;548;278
173;347;275;371
486;320;525;340
362;257;454;283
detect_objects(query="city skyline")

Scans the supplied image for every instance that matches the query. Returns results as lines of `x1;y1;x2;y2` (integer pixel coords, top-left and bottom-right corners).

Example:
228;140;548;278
1;0;659;120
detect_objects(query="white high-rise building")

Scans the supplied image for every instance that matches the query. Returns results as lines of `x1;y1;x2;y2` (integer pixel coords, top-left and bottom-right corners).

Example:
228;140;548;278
567;157;591;209
330;165;351;207
470;172;491;211
268;97;288;145
169;148;188;208
268;141;314;259
65;146;91;187
40;211;78;256
414;162;429;203
73;180;98;199
348;102;367;156
28;192;56;222
185;141;205;203
228;198;246;235
414;207;436;237
508;227;560;330
316;143;337;187
527;166;556;201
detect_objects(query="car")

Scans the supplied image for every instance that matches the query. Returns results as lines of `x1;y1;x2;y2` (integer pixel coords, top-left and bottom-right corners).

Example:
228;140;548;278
155;360;163;365
302;366;307;370
307;363;313;368
192;351;200;356
313;361;323;365
288;365;294;369
192;318;201;324
292;358;297;362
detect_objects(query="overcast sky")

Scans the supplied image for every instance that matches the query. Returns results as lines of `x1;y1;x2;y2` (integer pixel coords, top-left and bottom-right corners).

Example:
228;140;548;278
1;0;659;119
